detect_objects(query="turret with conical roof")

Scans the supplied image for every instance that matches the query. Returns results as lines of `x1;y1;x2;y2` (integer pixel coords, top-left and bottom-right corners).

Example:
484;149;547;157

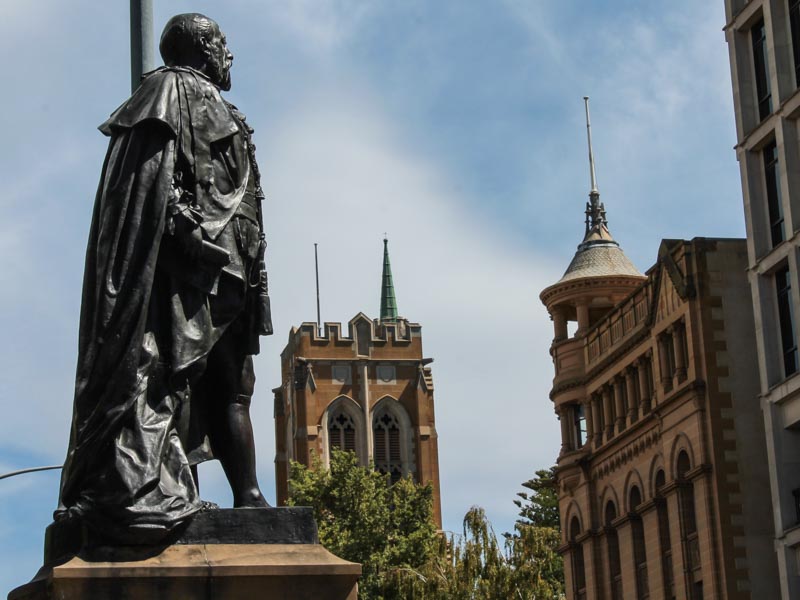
540;98;645;342
380;238;398;322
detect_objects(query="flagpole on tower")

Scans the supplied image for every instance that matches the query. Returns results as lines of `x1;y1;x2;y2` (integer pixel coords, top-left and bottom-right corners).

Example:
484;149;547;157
130;0;155;92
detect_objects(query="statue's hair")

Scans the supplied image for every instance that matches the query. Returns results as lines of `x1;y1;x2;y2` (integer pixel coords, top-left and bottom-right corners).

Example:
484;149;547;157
159;13;215;66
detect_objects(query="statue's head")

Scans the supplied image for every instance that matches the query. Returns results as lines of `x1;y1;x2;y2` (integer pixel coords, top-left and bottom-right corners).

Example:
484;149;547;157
159;13;233;91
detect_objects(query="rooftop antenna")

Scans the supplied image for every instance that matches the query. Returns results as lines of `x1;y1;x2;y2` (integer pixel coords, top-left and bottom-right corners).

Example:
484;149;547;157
314;243;322;335
583;97;605;233
584;96;599;196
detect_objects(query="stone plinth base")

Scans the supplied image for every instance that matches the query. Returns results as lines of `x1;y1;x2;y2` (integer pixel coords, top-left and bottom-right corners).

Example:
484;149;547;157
8;508;360;600
9;543;360;600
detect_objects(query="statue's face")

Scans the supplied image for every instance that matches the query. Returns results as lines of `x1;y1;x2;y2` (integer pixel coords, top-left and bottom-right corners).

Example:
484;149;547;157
203;22;233;91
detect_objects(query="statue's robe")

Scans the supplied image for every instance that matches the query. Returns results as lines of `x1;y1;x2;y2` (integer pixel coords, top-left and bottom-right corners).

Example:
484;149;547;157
57;67;261;542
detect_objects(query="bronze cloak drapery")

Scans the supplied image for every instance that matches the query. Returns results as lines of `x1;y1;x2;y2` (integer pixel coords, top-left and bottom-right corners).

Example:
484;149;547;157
57;68;251;541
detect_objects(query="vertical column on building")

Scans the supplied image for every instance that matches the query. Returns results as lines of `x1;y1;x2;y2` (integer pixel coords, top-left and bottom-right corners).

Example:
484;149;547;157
673;322;687;382
583;400;594;449
591;394;603;448
690;471;719;598
617;519;637;600
552;306;569;342
559;408;573;455
658;335;672;391
598;528;613;600
576;299;590;335
613;377;626;433
583;536;602;600
602;386;614;442
625;367;638;425
637;355;652;414
360;361;373;462
665;489;689;600
563;544;575;600
641;503;665;600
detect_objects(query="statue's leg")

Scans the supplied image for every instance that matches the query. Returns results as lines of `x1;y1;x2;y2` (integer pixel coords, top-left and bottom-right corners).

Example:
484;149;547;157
206;333;269;508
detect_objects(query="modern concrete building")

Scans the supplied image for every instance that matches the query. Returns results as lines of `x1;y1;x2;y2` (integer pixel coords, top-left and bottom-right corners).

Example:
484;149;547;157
273;240;442;527
724;2;800;596
540;108;778;599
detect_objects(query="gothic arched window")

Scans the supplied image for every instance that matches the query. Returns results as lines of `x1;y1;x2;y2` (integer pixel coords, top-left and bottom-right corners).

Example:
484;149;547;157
373;410;402;483
328;410;357;455
323;396;365;466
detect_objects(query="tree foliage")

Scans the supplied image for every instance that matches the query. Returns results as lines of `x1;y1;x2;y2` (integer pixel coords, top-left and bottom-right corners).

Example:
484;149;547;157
513;467;560;530
288;451;564;599
389;506;564;599
287;449;438;598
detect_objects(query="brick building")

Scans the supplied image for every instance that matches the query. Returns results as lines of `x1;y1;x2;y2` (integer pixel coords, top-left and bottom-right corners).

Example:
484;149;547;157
273;240;442;526
540;113;778;599
723;2;800;596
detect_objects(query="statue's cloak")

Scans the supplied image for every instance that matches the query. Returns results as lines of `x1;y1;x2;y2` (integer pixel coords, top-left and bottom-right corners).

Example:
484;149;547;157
57;68;249;541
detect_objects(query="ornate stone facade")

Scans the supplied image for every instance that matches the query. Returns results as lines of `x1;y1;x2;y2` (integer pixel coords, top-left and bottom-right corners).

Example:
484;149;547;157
542;238;779;599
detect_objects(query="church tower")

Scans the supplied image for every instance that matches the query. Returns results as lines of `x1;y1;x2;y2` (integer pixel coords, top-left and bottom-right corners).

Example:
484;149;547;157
273;240;442;527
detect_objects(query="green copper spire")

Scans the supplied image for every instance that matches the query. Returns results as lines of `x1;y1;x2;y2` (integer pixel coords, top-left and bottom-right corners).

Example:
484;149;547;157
380;237;398;322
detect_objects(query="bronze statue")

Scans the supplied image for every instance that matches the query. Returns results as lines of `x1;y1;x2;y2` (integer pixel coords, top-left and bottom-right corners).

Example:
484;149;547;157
55;13;272;542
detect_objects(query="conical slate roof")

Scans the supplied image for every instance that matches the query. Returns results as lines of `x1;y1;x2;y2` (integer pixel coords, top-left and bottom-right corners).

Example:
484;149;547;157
556;217;642;284
555;98;642;285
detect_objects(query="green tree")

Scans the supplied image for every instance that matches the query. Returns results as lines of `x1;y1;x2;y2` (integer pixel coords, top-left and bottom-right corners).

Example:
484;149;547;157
513;467;560;530
289;453;564;599
390;506;564;599
287;449;438;598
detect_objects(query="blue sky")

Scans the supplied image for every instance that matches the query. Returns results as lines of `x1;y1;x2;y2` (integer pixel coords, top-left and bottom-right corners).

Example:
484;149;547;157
0;0;741;592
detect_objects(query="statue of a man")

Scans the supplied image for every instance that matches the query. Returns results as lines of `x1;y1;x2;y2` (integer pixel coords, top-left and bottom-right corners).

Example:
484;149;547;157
56;13;272;542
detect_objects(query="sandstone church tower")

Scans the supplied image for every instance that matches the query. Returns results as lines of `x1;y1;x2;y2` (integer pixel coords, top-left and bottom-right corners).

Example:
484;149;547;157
273;240;442;527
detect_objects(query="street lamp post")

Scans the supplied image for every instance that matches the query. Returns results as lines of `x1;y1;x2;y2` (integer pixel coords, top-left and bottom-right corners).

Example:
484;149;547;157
130;0;154;92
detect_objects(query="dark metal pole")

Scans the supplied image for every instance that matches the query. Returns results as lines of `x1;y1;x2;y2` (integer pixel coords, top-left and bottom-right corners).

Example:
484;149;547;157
0;465;62;481
130;0;155;93
314;243;322;335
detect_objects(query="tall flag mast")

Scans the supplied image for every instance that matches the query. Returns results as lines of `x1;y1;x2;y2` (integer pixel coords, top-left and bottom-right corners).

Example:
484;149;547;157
130;0;155;92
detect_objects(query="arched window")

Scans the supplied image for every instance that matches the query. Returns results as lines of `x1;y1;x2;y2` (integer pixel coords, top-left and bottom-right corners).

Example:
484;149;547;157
677;451;702;599
323;396;365;466
328;410;357;454
371;398;414;484
605;501;623;600
629;486;649;599
373;410;402;483
655;470;675;600
570;516;587;599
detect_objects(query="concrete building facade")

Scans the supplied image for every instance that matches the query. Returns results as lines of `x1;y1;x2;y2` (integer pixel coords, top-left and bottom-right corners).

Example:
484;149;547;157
273;241;442;527
724;1;800;596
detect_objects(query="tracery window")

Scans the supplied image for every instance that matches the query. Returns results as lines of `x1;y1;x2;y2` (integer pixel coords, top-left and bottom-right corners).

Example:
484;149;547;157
328;409;357;455
373;411;402;483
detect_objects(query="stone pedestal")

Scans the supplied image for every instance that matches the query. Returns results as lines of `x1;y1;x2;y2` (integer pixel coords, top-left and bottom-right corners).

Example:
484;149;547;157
8;508;360;600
